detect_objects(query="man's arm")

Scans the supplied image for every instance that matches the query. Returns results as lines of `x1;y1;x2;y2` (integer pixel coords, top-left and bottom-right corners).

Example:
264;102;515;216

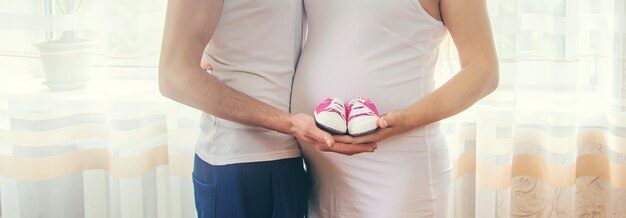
158;0;376;155
159;0;294;134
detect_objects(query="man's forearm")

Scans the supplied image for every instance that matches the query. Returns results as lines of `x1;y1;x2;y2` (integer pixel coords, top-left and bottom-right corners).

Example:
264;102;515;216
158;0;294;136
159;65;294;135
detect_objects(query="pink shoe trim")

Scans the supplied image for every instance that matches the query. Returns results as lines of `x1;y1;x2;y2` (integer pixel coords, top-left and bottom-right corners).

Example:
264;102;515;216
314;98;333;114
320;108;346;120
361;99;379;116
346;98;379;122
347;112;378;122
315;98;346;120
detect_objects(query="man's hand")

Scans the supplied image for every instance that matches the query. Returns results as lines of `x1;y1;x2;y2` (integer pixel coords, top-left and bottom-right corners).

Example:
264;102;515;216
334;110;411;145
289;113;378;156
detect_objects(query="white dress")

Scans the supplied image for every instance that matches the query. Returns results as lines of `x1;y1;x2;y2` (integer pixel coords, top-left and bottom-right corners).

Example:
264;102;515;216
291;0;452;217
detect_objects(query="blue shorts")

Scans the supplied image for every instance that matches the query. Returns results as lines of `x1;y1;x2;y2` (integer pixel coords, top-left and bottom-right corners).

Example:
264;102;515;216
192;154;310;218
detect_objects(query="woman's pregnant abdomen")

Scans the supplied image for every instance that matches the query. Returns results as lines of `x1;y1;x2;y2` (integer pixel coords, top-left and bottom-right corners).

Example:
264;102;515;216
291;44;437;136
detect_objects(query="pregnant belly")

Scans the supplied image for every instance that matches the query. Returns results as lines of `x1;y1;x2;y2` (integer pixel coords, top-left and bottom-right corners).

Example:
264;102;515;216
291;44;436;112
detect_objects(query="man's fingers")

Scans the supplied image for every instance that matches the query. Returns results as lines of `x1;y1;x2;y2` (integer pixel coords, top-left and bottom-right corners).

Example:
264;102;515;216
307;127;335;147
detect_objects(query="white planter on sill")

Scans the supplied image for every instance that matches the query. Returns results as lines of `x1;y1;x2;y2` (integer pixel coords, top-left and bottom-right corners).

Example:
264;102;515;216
34;38;97;91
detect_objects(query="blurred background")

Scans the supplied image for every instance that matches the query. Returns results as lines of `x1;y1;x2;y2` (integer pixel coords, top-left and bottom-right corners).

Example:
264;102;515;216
0;0;625;217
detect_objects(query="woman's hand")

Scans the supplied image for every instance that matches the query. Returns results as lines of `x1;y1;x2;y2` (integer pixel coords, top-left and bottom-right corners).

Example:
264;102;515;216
289;113;378;155
200;43;213;73
334;110;412;144
200;58;213;73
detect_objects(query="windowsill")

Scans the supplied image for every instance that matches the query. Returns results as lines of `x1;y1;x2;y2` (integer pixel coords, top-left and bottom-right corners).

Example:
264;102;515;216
0;74;165;103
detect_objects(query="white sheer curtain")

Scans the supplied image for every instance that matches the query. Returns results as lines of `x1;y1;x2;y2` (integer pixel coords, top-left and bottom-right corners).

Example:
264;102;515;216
1;0;198;217
442;0;626;217
0;0;625;217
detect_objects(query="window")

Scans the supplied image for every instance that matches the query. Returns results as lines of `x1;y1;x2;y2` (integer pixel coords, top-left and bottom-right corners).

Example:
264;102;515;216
0;0;167;82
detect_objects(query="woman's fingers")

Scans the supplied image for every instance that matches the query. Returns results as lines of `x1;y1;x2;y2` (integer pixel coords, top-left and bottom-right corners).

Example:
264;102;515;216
330;142;377;155
333;135;356;144
378;116;389;128
308;135;377;155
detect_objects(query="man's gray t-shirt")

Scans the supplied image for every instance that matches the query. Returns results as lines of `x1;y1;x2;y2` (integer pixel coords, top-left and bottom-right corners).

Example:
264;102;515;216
197;0;303;165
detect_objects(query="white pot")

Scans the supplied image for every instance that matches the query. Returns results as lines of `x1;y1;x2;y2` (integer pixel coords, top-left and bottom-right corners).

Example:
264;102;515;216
34;39;97;91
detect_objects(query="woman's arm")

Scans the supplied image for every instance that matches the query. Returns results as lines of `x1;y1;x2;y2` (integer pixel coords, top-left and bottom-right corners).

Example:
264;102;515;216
336;0;499;144
403;0;499;127
159;0;375;154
